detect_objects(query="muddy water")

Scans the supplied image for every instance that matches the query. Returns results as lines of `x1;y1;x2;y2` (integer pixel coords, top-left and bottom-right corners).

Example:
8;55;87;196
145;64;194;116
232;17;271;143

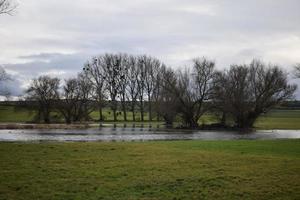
0;128;299;142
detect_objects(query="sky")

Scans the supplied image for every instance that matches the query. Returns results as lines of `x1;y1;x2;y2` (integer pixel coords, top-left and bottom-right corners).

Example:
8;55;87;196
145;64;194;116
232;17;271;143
0;0;300;97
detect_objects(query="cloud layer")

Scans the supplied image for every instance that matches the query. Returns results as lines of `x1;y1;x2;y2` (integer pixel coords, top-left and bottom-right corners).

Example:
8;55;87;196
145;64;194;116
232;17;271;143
0;0;299;96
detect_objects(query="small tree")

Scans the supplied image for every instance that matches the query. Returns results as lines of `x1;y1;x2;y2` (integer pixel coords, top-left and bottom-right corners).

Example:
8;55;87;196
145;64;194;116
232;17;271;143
213;60;297;129
26;75;60;123
119;54;130;121
101;54;125;121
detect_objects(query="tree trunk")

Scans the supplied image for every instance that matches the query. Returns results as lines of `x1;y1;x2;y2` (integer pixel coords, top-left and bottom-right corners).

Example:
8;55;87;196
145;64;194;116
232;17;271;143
132;103;135;121
140;98;144;121
122;101;127;121
148;96;152;121
221;112;226;126
113;109;117;122
99;106;103;121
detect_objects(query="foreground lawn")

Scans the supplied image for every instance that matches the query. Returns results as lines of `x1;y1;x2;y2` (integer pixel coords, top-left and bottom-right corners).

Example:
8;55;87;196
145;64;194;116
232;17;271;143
0;140;299;200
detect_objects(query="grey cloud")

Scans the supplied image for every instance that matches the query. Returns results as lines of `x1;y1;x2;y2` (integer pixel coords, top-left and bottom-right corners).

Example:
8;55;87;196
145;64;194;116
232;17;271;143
0;0;300;98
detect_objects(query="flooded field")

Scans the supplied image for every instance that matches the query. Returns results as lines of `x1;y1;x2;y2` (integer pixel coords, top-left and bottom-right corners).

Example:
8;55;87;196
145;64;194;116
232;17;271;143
0;127;300;142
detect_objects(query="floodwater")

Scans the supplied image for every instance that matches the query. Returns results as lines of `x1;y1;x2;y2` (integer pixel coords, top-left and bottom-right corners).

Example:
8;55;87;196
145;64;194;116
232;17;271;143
0;127;299;142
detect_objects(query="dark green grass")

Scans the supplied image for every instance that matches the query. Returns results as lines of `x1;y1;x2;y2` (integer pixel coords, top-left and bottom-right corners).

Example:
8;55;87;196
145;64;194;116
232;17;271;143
0;140;299;199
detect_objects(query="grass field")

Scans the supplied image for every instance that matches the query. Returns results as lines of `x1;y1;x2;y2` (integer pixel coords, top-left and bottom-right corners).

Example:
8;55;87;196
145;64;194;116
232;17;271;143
1;105;300;129
0;140;299;200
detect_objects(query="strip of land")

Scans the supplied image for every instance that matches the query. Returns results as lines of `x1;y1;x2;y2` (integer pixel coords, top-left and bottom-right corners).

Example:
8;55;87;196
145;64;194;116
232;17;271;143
1;105;300;129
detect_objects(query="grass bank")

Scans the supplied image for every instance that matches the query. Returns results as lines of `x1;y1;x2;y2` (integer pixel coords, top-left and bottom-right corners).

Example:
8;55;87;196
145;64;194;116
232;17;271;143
0;140;299;199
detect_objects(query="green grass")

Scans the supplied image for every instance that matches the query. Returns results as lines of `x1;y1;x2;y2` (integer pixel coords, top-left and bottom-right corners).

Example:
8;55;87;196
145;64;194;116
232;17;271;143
255;109;300;129
0;105;36;122
0;140;299;199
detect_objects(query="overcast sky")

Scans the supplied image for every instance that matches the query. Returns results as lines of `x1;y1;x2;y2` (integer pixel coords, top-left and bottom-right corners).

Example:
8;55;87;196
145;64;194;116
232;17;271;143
0;0;300;97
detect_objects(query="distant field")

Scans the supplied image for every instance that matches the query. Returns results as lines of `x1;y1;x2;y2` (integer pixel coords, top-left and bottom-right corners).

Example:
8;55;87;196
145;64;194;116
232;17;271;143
1;105;300;129
255;109;300;129
0;140;299;200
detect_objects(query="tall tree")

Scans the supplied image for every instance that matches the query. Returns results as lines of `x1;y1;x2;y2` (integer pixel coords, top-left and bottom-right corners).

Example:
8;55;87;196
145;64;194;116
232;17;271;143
26;76;60;123
136;56;147;121
126;55;139;121
156;66;179;126
102;53;124;121
119;54;130;121
144;56;161;121
84;57;107;121
77;73;95;121
213;60;297;129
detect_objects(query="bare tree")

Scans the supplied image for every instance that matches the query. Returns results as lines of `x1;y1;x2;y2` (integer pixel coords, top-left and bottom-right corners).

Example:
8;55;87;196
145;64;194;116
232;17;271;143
101;53;124;121
213;60;297;129
0;0;17;15
58;78;80;124
76;73;95;121
136;56;147;121
155;66;179;127
144;56;161;121
26;76;60;123
152;64;165;121
126;55;139;121
84;57;107;121
164;58;215;128
119;54;130;121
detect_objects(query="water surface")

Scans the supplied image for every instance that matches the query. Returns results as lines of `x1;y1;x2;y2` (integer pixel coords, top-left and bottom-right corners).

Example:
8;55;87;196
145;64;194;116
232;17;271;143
0;128;299;142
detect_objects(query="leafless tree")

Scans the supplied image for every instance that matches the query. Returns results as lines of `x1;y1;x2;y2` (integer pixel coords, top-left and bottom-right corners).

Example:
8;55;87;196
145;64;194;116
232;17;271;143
84;57;107;121
213;60;297;129
101;53;124;121
58;78;81;124
152;64;165;121
136;56;147;121
76;73;95;121
0;0;17;15
144;56;161;121
155;66;179;126
126;55;139;121
26;75;60;123
164;58;215;128
119;54;130;121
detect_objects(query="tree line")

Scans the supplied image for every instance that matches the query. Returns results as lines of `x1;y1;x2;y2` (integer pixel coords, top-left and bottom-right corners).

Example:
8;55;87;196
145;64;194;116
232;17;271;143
24;53;297;129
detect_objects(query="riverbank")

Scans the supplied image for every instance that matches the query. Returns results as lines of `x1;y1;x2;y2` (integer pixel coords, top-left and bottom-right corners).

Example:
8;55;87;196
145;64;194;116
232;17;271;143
0;123;91;130
0;140;299;199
